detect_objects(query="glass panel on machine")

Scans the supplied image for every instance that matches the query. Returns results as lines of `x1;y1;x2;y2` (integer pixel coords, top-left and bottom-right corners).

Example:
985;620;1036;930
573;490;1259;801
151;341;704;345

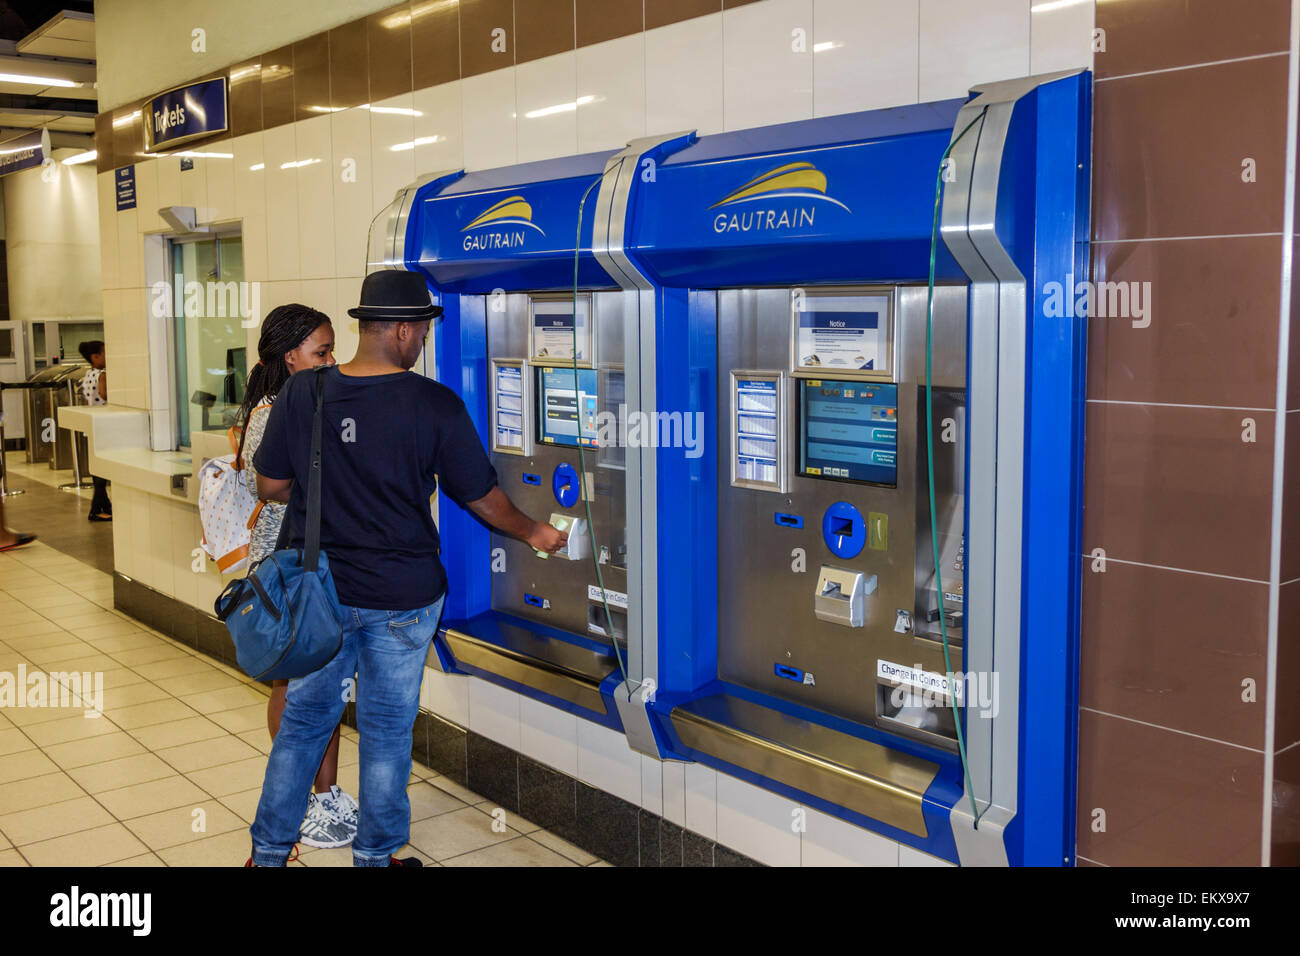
536;365;599;448
797;379;898;486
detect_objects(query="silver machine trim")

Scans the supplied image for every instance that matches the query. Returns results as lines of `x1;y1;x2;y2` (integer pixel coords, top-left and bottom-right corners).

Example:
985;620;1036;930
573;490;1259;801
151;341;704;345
940;69;1084;866
591;132;696;756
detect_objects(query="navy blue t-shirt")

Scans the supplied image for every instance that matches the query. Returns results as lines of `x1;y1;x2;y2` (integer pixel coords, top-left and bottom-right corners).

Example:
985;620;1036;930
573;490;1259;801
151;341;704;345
253;366;498;610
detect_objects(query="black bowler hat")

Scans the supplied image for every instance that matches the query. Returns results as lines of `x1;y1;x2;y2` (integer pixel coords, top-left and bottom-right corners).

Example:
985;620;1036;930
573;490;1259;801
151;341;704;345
347;270;444;322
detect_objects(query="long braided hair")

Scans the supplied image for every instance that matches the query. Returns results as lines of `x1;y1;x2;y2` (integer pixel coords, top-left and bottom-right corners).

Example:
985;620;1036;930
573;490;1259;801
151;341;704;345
235;304;331;465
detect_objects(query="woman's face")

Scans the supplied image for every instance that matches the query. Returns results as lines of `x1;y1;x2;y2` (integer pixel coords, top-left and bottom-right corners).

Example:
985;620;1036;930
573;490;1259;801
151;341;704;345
90;350;106;369
284;323;336;374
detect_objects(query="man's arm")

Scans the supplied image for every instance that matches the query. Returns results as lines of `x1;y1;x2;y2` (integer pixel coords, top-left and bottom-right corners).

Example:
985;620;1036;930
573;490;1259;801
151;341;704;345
466;486;567;554
256;473;292;503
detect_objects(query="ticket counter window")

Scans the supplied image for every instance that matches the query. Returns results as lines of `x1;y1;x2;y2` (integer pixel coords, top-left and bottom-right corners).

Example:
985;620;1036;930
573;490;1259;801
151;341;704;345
171;236;245;446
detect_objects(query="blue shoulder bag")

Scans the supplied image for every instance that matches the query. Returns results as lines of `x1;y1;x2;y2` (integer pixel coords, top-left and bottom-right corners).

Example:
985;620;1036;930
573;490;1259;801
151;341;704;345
215;367;344;680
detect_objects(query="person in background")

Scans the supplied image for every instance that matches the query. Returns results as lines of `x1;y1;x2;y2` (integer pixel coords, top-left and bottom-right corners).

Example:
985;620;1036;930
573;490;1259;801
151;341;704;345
78;341;112;522
233;304;356;851
0;499;36;552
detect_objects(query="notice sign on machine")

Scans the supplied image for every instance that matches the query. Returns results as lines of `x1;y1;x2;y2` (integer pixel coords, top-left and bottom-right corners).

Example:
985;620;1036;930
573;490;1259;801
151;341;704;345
877;659;963;702
494;363;524;450
797;310;885;372
734;377;779;487
587;585;628;609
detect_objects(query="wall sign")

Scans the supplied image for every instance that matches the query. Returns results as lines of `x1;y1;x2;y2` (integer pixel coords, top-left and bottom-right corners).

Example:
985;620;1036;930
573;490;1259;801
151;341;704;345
144;77;229;152
0;129;50;177
115;166;137;210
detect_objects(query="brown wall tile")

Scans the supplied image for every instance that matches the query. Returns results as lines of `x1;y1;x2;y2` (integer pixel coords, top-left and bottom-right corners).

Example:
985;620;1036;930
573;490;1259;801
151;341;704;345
516;0;574;63
412;0;461;88
94;111;115;173
1277;581;1300;752
1093;56;1288;241
1076;710;1263;866
1081;403;1274;580
330;19;370;109
723;0;761;7
1087;237;1281;408
1079;559;1268;748
111;105;145;166
461;0;515;76
1283;415;1300;583
1291;237;1300;412
228;58;263;136
261;45;295;129
1274;739;1300;866
293;33;331;121
577;0;641;47
369;3;414;102
646;0;720;31
1095;0;1290;80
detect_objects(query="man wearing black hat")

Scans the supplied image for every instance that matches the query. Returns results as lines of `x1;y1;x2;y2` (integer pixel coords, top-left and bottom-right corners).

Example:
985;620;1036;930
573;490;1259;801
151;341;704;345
248;270;566;867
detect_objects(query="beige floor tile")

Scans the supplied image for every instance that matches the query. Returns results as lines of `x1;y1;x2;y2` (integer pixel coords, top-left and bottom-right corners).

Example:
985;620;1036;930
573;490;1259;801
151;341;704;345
124;799;247;851
0;829;8;849
43;731;148;769
89;631;164;654
0;848;28;866
478;803;541;834
130;716;227;751
155;827;253;867
22;712;120;746
131;655;219;681
336;735;359;767
178;685;269;714
217;786;262;824
23;642;94;666
97;775;211;819
296;845;355;867
67;620;154;640
0;772;84;814
0;623;75;645
408;781;468;821
1;694;94;727
68;753;176;793
528;827;599;865
0;795;115;846
235;730;272;755
0;727;33;757
422;774;484;805
443;835;577;867
108;644;192;667
23;822;148;866
98;667;150;689
41;609;122;628
45;653;120;673
100;681;172;709
105;852;166;866
156;735;260;773
589;860;612;867
0;748;59;782
187;755;268;797
407;805;520;861
107;698;201;730
154;670;244;697
209;702;270;735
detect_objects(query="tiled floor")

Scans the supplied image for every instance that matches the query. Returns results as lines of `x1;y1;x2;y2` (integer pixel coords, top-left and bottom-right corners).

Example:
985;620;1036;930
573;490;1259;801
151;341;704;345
0;539;608;866
3;452;114;574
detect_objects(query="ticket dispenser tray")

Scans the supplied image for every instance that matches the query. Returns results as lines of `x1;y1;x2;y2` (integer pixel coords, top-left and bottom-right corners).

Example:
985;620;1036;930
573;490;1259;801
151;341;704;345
814;565;876;628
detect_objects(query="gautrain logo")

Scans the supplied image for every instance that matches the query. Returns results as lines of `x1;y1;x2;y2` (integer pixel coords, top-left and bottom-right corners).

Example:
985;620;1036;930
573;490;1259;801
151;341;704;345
709;160;850;234
461;195;546;251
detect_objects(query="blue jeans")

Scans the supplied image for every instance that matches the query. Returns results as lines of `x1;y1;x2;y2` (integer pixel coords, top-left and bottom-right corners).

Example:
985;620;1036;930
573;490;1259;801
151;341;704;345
249;595;444;866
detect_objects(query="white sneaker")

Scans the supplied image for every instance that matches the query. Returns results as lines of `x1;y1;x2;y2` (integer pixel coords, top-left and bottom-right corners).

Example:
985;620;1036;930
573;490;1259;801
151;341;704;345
299;792;353;848
317;785;359;832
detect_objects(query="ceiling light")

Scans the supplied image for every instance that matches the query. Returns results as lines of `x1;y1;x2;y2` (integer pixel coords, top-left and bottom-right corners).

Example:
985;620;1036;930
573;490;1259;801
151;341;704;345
61;150;97;165
0;72;78;88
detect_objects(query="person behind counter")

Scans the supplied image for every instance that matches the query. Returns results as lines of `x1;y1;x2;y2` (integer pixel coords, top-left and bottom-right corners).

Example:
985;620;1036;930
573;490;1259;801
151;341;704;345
77;340;112;521
233;304;356;851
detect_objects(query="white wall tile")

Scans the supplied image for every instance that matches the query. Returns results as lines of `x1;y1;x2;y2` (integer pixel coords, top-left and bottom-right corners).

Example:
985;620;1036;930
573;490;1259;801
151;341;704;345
179;151;208;214
156;152;183;210
519;696;578;776
640;753;663;814
813;0;920;117
296;115;337;280
662;758;686;827
683;761;717;840
170;499;199;608
1030;0;1094;75
646;13;724;137
257;280;305;317
919;0;1031;102
715;771;801;867
97;172;122;291
461;69;517;172
132;158;164;234
420;665;469;726
515;52;579;164
127;486;152;588
369;94;418;215
899;845;956;866
723;0;814;132
335;276;363;363
801;807;900;865
115;207;143;290
262;124;301;281
576;717;641;805
467;676;520;749
576;34;646;154
111;486;136;579
299;278;338;324
231;133;269;283
198;147;236;224
413;81;466;178
330;106;374;280
148;494;175;597
193;551;223;612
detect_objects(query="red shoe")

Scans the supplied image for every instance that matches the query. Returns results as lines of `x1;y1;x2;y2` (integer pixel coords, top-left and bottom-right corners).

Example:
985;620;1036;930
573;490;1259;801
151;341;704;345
388;855;424;867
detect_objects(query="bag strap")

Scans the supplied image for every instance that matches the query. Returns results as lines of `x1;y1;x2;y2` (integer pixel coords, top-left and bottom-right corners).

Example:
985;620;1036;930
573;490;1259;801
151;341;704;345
303;366;327;573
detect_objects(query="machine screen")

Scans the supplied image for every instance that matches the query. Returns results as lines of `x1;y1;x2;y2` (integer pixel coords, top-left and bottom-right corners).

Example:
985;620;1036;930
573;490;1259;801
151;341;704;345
537;365;599;447
798;379;898;486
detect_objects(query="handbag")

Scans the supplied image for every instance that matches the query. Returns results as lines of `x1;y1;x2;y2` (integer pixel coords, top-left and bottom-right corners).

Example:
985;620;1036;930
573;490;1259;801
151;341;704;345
214;367;344;681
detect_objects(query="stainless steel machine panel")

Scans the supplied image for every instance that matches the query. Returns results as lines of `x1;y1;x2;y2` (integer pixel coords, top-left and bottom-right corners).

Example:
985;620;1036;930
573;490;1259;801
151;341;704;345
487;292;629;645
716;285;967;749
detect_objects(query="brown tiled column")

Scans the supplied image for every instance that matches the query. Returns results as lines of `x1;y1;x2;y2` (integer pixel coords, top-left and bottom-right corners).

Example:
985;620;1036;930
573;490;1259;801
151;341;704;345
1077;0;1295;866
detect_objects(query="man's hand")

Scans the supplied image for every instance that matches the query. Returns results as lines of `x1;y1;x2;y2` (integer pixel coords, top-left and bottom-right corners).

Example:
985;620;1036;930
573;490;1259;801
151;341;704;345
527;521;568;555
